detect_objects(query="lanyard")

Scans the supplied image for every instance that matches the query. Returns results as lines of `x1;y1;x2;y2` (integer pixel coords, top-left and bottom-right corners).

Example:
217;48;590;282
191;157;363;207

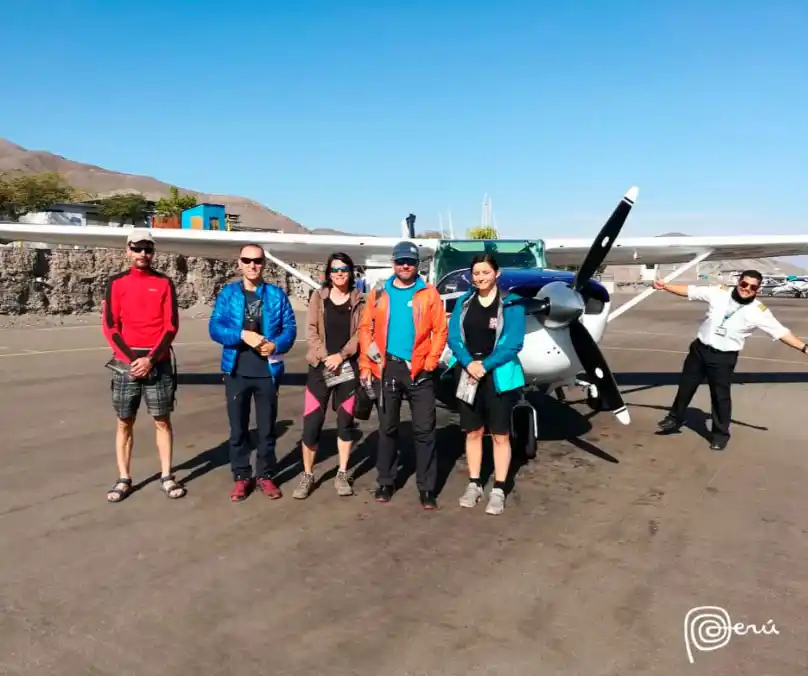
719;304;743;327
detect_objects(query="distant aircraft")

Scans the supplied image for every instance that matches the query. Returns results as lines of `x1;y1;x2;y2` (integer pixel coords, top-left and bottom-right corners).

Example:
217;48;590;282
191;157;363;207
5;186;808;458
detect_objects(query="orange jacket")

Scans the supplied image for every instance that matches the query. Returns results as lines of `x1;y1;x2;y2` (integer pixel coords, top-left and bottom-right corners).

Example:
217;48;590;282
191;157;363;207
358;278;448;380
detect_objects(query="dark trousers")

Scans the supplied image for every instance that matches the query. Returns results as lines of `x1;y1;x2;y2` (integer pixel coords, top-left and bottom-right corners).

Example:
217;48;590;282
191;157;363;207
375;359;438;492
224;374;278;480
670;339;737;442
302;363;357;448
268;383;279;459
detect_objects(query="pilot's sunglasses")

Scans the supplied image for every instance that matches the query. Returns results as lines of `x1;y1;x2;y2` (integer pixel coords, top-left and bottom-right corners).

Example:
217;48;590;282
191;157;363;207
394;258;416;266
129;245;154;254
739;281;759;291
330;266;350;273
240;256;265;265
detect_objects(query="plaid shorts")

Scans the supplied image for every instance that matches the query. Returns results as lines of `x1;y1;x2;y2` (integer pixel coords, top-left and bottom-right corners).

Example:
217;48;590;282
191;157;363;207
111;359;176;419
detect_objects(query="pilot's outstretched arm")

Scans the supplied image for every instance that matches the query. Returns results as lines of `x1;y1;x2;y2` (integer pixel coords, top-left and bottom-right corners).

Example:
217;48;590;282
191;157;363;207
654;280;715;302
654;280;691;297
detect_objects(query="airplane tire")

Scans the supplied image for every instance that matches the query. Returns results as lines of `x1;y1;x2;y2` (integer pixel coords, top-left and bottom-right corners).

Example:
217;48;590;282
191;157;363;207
511;405;537;460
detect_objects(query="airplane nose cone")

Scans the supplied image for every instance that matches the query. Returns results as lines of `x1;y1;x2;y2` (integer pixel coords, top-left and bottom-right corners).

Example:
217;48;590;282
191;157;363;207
537;281;585;329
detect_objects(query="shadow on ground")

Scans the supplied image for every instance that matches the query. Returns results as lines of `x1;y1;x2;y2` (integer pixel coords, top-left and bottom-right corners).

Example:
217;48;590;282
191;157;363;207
177;372;309;386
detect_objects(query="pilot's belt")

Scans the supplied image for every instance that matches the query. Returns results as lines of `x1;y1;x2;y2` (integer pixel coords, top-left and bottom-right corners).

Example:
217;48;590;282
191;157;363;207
696;339;738;355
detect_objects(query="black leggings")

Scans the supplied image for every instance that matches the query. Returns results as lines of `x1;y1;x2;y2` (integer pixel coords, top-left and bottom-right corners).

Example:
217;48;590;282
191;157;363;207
302;363;357;448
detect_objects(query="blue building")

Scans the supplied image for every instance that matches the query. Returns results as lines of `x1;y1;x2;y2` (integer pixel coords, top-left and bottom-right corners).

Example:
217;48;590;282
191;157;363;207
181;203;226;231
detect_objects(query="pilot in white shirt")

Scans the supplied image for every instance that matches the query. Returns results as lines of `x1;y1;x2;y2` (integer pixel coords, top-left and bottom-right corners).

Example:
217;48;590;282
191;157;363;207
654;269;808;450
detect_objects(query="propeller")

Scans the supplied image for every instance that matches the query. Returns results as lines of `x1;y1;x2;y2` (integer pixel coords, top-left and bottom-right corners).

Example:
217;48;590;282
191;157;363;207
522;186;638;424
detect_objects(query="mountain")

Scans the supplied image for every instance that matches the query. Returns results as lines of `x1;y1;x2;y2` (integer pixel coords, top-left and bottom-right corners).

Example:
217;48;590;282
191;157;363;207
0;138;307;232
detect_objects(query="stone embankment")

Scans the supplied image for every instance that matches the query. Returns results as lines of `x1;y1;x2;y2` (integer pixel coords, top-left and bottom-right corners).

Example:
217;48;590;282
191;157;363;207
0;247;321;317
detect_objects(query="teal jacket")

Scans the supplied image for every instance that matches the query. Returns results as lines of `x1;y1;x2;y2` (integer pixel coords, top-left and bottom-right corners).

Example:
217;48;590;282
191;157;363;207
447;288;526;393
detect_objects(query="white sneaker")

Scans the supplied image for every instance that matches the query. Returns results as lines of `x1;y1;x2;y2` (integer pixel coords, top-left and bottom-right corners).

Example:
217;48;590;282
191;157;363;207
458;481;484;508
485;488;506;515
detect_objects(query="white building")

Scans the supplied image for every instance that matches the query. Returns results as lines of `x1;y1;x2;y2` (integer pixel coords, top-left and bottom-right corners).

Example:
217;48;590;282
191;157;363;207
3;202;143;249
18;201;148;228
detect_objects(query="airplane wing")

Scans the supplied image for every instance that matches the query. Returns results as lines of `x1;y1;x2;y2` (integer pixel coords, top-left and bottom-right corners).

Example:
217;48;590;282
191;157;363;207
5;222;808;269
544;235;808;268
0;223;439;266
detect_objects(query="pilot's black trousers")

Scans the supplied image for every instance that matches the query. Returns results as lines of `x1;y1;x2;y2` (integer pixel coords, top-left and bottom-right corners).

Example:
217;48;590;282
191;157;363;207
669;339;738;442
374;358;438;493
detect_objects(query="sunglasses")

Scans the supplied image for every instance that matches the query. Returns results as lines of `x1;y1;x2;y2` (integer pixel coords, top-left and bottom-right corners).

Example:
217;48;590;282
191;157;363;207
394;258;417;267
738;281;759;291
240;256;265;265
129;245;154;254
330;266;350;273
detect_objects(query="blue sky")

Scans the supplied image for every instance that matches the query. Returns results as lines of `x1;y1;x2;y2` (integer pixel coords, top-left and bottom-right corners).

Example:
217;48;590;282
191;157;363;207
2;0;806;240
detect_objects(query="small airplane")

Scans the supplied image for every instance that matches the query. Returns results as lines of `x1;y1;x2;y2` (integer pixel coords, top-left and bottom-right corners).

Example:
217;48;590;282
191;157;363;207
4;186;808;458
761;278;808;298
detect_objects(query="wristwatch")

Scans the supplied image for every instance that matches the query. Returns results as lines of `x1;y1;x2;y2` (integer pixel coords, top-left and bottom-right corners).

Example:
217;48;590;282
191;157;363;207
801;344;807;353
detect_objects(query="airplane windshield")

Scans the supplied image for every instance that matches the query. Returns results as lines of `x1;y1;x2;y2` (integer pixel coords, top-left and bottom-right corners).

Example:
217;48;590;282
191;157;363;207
431;239;545;284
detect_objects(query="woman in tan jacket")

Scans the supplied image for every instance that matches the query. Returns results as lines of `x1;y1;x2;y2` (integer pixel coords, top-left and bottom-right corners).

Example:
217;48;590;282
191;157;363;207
293;252;366;499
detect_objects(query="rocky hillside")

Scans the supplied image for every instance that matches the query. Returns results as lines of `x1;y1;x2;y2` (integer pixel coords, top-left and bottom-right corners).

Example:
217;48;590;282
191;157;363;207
0;247;321;316
0;138;307;233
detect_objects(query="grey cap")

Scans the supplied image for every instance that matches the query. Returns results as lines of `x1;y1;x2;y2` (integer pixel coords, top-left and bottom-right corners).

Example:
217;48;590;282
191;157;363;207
392;241;420;263
126;228;154;245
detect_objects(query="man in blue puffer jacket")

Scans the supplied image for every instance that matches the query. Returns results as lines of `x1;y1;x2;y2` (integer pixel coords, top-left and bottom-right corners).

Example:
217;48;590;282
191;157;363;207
209;244;297;502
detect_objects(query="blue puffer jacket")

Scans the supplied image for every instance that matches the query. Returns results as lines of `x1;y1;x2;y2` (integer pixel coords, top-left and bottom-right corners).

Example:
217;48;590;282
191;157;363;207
447;288;526;393
208;280;297;381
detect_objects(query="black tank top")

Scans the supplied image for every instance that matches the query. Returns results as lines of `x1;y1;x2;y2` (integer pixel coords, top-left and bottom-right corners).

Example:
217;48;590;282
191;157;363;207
463;293;500;358
324;296;352;355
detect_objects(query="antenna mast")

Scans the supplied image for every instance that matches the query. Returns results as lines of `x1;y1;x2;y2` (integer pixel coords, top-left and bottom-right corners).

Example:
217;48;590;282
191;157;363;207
480;194;498;237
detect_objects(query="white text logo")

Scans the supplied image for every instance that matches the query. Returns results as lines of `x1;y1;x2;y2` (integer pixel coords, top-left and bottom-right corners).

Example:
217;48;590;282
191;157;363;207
684;606;779;663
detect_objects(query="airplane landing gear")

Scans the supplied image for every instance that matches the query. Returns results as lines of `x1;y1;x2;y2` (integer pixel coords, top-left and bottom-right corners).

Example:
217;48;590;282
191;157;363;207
510;397;538;460
575;377;603;412
585;383;603;412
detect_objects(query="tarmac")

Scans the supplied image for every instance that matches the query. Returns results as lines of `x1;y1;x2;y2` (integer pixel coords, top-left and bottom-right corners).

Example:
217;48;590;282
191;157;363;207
1;293;807;676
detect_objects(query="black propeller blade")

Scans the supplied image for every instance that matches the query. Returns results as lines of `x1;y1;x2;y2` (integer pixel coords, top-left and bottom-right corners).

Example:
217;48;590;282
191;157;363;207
516;297;551;316
574;186;638;291
567;319;628;418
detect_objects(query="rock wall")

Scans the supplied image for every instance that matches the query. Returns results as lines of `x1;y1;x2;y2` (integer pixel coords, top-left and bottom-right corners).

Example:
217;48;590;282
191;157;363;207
0;248;323;315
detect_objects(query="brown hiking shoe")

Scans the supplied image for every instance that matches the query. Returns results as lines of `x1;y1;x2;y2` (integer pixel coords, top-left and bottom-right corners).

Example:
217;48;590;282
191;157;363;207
293;472;315;499
334;470;353;496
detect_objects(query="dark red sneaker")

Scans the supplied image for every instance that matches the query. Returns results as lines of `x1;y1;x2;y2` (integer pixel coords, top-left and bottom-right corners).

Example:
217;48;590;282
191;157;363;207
419;491;438;510
374;484;393;503
257;477;282;499
231;479;252;502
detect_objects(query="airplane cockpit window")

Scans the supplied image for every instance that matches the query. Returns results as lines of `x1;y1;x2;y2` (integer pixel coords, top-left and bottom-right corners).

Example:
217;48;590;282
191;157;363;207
432;239;543;286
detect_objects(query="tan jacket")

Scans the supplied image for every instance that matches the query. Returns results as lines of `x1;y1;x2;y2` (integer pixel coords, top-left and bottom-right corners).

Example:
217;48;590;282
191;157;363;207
306;286;366;367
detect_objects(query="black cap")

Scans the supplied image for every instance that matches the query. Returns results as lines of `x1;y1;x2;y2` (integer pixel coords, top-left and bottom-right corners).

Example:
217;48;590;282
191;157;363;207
392;241;420;263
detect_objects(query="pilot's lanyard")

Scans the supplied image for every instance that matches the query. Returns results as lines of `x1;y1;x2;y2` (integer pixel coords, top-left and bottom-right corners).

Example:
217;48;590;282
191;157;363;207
715;301;743;336
719;303;743;328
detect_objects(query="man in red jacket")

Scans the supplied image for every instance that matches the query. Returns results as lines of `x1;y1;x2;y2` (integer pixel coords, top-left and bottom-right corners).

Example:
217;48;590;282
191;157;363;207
102;229;186;503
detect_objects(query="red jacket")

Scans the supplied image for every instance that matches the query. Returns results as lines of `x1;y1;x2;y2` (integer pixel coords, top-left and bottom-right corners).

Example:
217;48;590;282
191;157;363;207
102;266;179;363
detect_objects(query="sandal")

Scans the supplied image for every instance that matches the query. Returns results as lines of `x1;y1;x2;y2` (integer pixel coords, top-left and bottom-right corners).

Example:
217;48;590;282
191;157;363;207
159;474;187;499
107;477;132;503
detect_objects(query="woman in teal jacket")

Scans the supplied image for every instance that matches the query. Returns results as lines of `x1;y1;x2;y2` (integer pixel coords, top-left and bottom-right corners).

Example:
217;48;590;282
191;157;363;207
447;254;526;515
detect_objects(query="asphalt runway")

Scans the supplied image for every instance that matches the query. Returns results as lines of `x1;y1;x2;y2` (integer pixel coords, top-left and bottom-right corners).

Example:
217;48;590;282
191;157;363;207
1;294;808;675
